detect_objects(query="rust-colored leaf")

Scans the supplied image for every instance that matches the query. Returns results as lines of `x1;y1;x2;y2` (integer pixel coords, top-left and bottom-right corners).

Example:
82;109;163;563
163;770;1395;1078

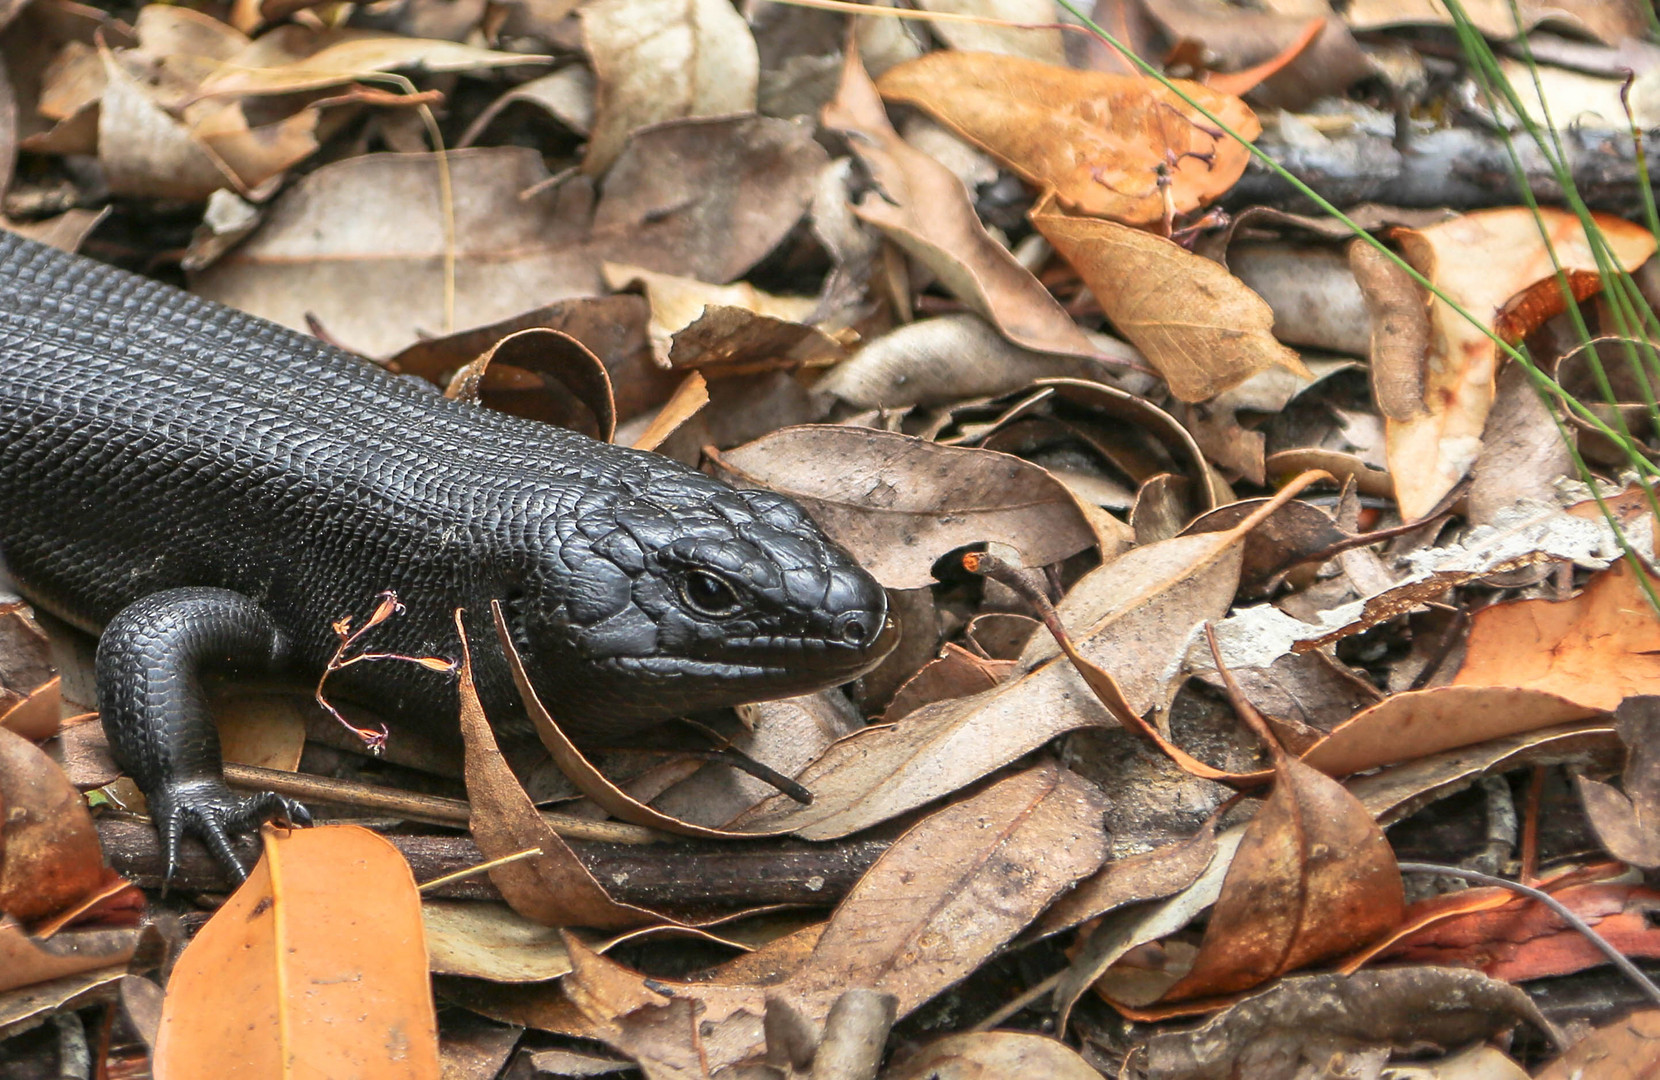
153;824;440;1077
0;727;104;925
876;51;1258;224
1537;1008;1660;1080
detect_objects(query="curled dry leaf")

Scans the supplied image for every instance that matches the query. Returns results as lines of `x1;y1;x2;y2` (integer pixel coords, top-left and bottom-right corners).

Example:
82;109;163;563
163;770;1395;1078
1577;697;1660;868
1385;207;1656;521
1033;199;1311;402
1301;685;1601;778
1342;0;1649;48
445;327;617;443
914;0;1065;63
153;825;439;1077
707;425;1098;591
1156;750;1403;1000
1228;244;1370;356
455;610;656;931
822;43;1100;360
0;726;105;925
603;262;818;365
194;148;603;356
579;0;757;175
1452;560;1660;711
817;314;1135;410
884;1032;1100;1079
732;477;1317;840
877;51;1259;225
591;114;830;286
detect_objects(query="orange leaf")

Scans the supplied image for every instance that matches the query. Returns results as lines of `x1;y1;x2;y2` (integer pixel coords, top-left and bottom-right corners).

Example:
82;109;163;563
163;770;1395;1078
153;824;440;1078
1385;207;1656;521
1452;560;1660;711
876;51;1259;225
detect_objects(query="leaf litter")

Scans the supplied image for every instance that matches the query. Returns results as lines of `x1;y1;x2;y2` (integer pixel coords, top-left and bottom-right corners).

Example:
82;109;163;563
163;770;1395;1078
9;0;1660;1076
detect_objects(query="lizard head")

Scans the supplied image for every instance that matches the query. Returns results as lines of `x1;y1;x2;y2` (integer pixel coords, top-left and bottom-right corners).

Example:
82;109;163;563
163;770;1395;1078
504;455;894;734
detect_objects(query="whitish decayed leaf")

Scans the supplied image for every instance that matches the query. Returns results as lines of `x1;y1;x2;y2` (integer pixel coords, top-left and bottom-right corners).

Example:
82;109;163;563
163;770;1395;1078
822;44;1100;360
193;148;602;356
579;0;758;175
1386;207;1656;521
1033;201;1310;402
153;825;439;1076
590;114;829;286
708;426;1098;591
877;51;1259;225
884;1032;1100;1079
1142;969;1551;1079
1452;560;1660;710
1577;697;1660;869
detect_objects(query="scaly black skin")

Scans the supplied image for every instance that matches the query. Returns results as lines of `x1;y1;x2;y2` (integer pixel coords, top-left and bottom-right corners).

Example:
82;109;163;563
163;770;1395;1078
0;232;892;880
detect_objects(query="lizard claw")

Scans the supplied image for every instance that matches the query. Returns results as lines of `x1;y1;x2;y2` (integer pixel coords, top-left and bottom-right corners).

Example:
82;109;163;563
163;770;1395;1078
149;778;312;886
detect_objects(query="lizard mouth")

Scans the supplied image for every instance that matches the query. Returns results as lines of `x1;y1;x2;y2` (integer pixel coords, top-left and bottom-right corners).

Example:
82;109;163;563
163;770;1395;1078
600;613;900;683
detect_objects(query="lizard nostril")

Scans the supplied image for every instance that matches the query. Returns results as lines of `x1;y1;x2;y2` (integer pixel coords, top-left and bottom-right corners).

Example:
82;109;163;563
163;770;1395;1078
833;611;878;647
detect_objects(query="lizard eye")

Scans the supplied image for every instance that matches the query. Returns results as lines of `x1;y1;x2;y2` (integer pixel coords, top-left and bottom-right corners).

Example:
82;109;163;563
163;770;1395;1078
680;570;743;618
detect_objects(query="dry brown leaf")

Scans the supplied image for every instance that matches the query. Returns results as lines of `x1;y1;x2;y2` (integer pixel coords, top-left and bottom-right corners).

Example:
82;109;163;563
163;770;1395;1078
665;305;845;376
1452;560;1660;710
444;328;616;443
1385;207;1656;521
1301;685;1601;778
821;44;1100;359
603;262;818;365
194;148;602;356
1033;201;1310;402
1157;754;1403;1000
1577;697;1660;869
1536;1007;1660;1080
708;425;1097;591
732;479;1314;839
1142;968;1552;1079
421;900;571;982
912;0;1065;63
1343;0;1648;46
459;66;594;145
387;295;671;426
818;315;1136;410
194;27;538;98
0;922;146;995
0;727;104;925
882;643;1015;723
1039;817;1220;936
579;0;757;175
1148;0;1371;111
455;610;655;931
590;114;829;285
877;51;1259;224
793;762;1108;1009
884;1032;1101;1079
153;825;439;1076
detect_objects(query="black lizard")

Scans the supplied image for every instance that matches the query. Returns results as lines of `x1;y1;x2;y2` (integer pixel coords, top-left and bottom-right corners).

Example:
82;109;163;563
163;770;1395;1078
0;231;893;879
